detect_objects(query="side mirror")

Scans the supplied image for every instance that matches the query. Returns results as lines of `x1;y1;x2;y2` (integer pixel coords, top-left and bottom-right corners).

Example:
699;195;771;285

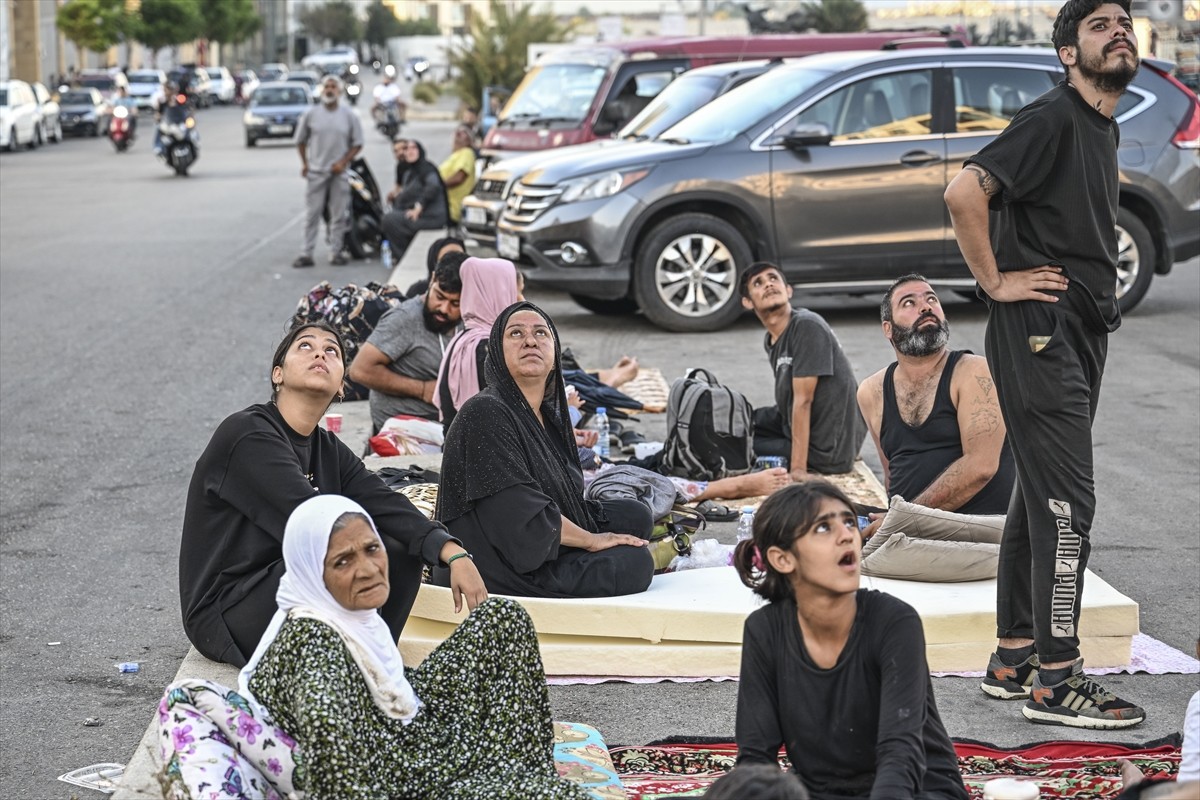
783;122;832;149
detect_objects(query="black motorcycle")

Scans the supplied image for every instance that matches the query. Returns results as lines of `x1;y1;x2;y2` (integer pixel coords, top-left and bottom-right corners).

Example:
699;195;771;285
323;156;383;260
156;102;199;176
343;63;362;106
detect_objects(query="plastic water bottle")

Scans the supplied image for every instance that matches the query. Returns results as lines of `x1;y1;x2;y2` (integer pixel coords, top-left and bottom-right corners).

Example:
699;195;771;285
381;239;393;271
594;407;610;459
736;507;755;542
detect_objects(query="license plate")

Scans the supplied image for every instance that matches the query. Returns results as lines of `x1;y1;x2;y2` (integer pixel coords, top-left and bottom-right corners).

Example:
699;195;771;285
268;124;292;134
174;146;190;158
463;206;486;226
497;231;520;260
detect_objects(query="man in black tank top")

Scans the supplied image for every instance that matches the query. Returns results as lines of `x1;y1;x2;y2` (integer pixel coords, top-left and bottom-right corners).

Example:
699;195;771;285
857;276;1014;539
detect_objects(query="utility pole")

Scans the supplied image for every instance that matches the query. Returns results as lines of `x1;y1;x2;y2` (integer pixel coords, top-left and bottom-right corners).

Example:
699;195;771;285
698;0;707;35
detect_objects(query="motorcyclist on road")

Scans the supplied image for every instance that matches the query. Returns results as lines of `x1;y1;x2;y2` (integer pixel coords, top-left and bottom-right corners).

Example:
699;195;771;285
111;85;139;137
152;81;176;154
371;72;406;133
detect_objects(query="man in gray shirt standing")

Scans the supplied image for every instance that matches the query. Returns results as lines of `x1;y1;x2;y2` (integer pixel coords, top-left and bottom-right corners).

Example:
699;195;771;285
294;75;363;267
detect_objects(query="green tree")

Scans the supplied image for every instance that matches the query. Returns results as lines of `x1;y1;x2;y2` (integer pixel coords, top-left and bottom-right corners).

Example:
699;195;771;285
800;0;868;33
299;1;362;45
448;0;570;108
199;0;261;46
135;0;204;51
56;0;133;55
363;0;400;49
396;18;439;36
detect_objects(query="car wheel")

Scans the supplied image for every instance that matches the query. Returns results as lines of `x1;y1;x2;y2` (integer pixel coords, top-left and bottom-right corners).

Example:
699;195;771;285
633;213;752;332
1114;208;1155;315
5;127;16;152
31;124;43;149
245;134;256;148
89;123;99;137
570;294;640;316
51;119;62;142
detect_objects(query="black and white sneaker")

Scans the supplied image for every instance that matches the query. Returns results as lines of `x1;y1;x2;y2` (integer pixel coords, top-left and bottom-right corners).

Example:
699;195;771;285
981;650;1039;700
1022;659;1146;729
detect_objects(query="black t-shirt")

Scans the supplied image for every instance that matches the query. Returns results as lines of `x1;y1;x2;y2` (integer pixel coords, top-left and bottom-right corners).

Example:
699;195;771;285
736;590;967;800
966;82;1121;330
179;402;452;661
766;309;866;473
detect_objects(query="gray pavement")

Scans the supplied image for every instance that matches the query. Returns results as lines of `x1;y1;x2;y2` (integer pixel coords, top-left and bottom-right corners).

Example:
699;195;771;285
1;77;1196;799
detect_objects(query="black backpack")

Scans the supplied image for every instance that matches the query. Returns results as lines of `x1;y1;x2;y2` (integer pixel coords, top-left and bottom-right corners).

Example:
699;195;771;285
660;368;754;481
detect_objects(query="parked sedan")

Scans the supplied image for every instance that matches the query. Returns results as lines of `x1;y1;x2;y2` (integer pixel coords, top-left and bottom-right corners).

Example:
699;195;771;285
32;82;62;143
243;81;313;146
58;88;111;137
127;69;166;111
499;48;1200;330
0;79;40;150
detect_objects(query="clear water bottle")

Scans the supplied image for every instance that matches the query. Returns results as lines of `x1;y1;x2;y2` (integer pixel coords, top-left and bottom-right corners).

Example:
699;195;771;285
736;507;756;542
381;239;393;271
593;407;610;459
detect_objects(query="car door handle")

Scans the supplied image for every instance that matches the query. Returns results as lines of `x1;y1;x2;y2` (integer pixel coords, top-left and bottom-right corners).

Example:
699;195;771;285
899;150;942;166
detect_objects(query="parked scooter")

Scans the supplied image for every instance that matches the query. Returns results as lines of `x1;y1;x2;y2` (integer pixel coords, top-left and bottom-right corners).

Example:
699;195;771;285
323;156;383;260
109;105;136;151
156;100;199;176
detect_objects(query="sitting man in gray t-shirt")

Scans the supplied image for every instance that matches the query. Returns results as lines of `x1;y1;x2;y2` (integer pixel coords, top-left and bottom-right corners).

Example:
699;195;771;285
349;254;465;432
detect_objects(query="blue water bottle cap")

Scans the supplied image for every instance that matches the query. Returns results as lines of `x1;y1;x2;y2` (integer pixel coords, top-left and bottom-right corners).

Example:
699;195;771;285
596;407;606;414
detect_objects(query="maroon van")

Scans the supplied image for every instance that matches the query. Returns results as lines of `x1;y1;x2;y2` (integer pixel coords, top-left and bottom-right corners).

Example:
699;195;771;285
481;31;965;166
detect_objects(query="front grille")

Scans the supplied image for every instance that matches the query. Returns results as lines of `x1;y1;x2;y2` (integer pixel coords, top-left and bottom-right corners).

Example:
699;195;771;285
504;183;561;224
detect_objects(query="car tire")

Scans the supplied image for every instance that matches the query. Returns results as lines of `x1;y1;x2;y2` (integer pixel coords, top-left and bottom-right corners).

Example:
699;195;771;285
31;124;43;149
633;213;752;332
245;134;256;148
5;127;16;152
51;119;62;143
89;123;99;138
1114;208;1155;315
569;294;640;316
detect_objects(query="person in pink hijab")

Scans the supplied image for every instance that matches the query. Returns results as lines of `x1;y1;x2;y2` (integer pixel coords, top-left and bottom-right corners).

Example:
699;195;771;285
434;257;519;428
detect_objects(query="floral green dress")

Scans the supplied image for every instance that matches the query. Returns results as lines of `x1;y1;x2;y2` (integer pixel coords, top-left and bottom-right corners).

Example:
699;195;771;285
248;597;591;800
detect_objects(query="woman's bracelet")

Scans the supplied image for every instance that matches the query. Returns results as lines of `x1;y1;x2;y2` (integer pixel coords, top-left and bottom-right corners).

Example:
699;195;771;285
447;552;473;567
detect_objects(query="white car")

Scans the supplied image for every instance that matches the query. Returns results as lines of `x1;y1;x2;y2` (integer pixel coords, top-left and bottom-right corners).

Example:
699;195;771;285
32;82;62;143
0;80;41;151
127;69;167;111
203;66;236;104
302;46;359;70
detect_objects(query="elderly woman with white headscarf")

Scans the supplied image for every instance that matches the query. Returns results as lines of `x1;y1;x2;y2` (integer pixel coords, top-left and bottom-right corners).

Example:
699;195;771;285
159;494;590;800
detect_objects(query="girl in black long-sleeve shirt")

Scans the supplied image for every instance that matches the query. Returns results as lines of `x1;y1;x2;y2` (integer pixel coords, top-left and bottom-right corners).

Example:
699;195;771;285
732;482;967;800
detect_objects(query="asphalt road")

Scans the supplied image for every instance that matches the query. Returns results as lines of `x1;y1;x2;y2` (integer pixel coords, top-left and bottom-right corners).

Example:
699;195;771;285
1;91;1196;799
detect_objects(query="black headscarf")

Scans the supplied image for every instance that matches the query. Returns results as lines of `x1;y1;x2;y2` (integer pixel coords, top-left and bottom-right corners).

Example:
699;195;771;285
437;301;598;530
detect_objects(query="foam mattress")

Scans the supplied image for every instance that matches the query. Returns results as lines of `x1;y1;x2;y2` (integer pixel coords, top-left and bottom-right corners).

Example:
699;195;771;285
399;567;1138;676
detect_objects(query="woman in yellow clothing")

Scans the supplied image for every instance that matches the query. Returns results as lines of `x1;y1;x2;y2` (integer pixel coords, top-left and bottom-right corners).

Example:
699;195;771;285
439;125;477;226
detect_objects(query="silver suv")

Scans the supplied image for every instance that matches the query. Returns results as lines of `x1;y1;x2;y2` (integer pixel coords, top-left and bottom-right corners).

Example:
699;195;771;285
497;48;1199;331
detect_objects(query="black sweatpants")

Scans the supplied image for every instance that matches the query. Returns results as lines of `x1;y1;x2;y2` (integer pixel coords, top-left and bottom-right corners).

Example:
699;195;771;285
985;296;1107;664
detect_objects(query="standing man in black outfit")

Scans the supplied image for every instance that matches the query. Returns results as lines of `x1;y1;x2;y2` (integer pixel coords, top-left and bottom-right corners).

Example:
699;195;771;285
944;0;1144;729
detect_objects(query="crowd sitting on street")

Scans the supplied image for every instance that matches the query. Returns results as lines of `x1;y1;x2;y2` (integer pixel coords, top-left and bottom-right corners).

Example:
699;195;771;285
163;3;1193;798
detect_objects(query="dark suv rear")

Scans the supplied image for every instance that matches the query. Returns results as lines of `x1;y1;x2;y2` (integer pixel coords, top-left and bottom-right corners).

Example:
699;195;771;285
496;48;1199;331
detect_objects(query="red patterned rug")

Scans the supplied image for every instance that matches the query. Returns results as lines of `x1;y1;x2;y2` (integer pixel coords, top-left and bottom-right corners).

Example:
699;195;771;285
609;738;1182;799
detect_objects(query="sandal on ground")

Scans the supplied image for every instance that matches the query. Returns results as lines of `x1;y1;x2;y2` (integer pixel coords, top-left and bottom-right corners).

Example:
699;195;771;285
695;500;739;522
618;429;647;453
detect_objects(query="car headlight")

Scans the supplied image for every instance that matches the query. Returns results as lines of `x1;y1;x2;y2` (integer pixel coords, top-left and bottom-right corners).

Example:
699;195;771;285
558;169;650;204
244;113;266;124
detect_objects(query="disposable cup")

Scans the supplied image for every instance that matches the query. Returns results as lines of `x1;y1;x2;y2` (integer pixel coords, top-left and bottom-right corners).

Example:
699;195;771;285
324;413;343;433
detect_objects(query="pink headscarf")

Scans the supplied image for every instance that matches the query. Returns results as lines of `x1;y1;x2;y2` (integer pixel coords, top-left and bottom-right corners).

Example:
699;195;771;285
434;257;519;419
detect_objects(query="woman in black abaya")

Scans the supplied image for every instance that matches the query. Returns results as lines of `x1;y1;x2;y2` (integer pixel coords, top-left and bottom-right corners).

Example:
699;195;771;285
435;301;654;598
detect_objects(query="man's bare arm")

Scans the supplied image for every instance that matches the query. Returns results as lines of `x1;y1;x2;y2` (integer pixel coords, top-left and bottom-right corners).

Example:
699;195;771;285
789;376;818;479
911;356;1006;511
347;342;433;404
945;164;1067;303
856;372;890;488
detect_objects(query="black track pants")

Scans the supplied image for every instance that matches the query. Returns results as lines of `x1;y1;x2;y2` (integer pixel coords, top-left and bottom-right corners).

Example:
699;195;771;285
985;297;1108;664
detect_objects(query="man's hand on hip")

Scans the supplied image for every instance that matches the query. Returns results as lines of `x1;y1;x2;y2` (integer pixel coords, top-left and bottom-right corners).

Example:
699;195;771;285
984;265;1068;303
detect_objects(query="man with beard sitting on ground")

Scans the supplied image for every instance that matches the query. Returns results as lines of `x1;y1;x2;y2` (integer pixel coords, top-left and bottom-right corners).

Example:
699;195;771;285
856;274;1015;538
350;253;467;433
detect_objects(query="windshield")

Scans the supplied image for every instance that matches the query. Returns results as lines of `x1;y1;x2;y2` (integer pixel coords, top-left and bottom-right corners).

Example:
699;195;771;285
60;91;93;105
502;63;608;123
660;66;833;144
0;89;6;105
205;68;222;78
129;73;160;84
79;77;114;90
253;87;310;106
619;74;722;140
